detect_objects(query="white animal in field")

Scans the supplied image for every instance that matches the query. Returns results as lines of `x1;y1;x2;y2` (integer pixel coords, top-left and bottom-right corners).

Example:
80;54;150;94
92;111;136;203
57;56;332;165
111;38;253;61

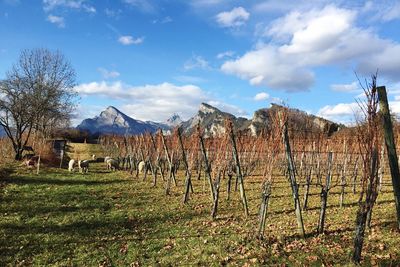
78;160;90;173
104;156;112;168
138;161;146;173
104;156;112;166
106;158;119;171
23;156;38;169
91;154;96;161
68;159;76;172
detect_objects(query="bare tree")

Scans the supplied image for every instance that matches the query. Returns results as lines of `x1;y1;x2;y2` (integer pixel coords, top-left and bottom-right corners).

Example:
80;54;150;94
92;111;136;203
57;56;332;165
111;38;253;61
0;48;76;160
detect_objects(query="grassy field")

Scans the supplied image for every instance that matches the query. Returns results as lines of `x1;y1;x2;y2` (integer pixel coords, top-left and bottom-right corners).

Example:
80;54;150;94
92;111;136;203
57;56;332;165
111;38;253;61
0;143;399;266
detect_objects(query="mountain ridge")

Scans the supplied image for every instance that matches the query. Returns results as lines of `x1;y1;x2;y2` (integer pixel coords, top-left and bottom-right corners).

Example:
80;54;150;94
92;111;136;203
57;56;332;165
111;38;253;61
76;103;343;136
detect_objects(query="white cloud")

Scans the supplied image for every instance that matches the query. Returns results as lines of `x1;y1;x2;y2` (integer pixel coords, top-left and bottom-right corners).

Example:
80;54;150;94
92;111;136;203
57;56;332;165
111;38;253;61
46;14;65;27
118;35;144;45
222;5;400;91
43;0;96;13
71;104;104;126
97;67;120;79
183;54;209;71
253;1;297;13
270;97;284;105
74;81;126;97
253;0;336;14
207;100;248;117
317;102;360;124
216;7;250;28
254;92;269;101
330;81;359;92
74;81;247;122
318;97;400;125
216;50;235;59
74;81;209;121
389;101;400;114
222;45;314;91
362;1;400;22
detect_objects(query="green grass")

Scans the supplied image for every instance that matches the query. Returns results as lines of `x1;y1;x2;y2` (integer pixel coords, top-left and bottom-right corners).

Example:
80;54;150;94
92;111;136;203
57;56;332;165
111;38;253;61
1;144;399;266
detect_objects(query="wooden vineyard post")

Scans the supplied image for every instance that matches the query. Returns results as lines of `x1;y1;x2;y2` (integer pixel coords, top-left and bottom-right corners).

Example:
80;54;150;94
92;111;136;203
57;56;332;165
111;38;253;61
258;181;272;238
197;126;215;202
280;112;305;237
378;142;385;192
353;149;379;263
144;135;157;184
377;86;400;229
317;152;333;234
150;133;165;185
177;127;193;203
352;156;359;194
211;170;221;219
340;140;348;208
160;131;173;195
303;142;315;210
227;120;249;218
139;149;148;181
226;170;233;201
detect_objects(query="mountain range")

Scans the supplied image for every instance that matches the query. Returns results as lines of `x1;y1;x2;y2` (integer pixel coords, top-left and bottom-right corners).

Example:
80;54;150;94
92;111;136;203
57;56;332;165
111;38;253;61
77;103;343;137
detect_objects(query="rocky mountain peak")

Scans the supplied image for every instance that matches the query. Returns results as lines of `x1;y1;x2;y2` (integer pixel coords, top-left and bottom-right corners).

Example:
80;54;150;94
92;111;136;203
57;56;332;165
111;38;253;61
77;106;157;135
76;103;343;137
166;113;182;127
199;102;219;115
101;106;121;117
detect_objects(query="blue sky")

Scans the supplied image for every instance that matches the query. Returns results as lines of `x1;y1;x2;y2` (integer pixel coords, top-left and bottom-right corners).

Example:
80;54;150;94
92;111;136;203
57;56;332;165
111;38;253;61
1;0;400;125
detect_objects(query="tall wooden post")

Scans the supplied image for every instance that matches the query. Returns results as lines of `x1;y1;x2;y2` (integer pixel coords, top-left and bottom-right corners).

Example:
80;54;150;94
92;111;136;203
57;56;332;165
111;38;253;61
280;113;305;237
258;181;272;238
318;152;333;234
228;122;249;218
160;131;173;195
177;127;193;203
198;131;215;201
150;133;165;185
377;86;400;229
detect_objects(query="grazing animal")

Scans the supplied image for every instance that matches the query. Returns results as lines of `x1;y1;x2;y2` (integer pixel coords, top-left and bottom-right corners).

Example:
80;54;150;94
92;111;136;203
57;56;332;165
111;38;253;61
104;156;112;166
138;161;146;173
107;158;119;171
68;159;76;172
104;156;112;168
23;156;37;169
78;160;90;173
91;154;96;160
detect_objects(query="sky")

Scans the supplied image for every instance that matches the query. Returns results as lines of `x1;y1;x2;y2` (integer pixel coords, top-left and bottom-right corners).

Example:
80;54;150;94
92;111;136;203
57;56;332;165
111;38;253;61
1;0;400;126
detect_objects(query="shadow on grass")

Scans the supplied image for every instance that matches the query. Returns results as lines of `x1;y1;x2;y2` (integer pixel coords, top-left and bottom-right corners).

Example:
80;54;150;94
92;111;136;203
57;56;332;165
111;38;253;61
0;207;202;265
2;176;127;186
0;166;16;180
0;215;151;264
268;199;395;216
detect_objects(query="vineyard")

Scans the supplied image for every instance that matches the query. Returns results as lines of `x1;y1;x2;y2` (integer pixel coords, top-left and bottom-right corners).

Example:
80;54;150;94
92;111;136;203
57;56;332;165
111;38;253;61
93;99;399;264
1;88;400;265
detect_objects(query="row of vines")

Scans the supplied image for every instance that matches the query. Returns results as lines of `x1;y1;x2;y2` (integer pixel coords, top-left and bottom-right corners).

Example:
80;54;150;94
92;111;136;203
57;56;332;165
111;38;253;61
98;85;398;263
